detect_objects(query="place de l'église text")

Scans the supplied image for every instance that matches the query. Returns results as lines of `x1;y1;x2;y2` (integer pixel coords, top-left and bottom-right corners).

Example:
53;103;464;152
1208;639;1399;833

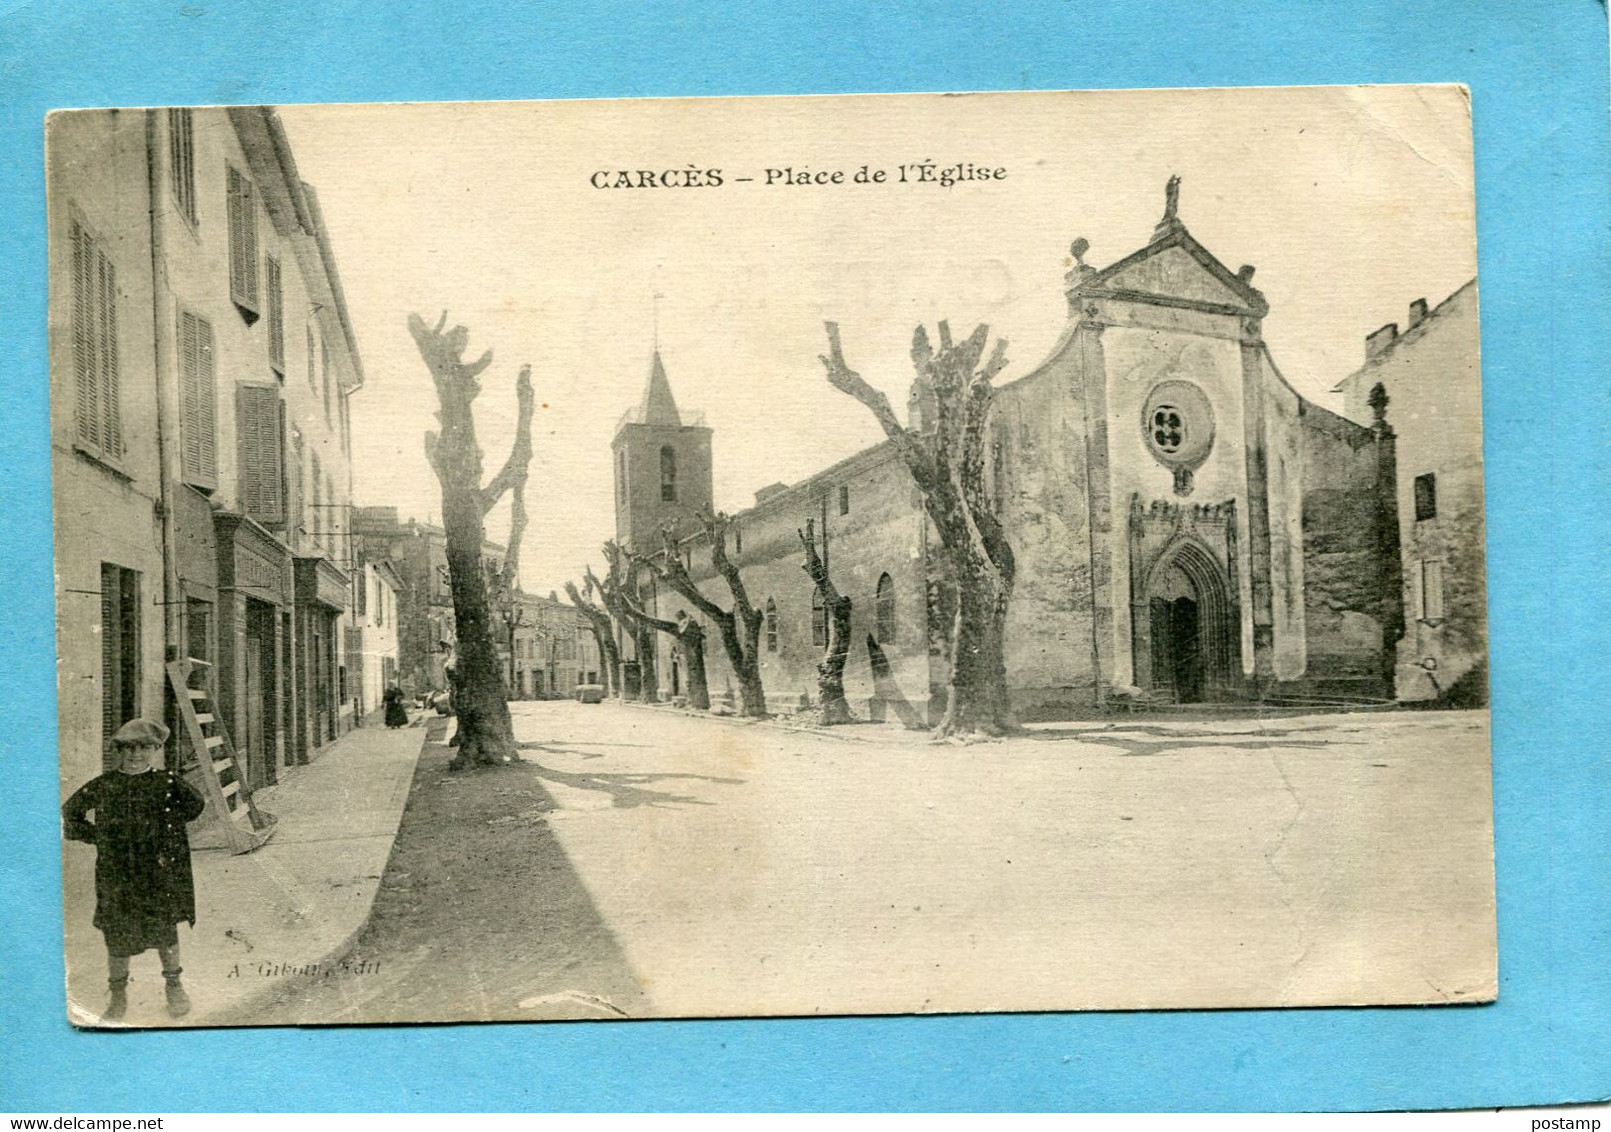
589;162;1008;190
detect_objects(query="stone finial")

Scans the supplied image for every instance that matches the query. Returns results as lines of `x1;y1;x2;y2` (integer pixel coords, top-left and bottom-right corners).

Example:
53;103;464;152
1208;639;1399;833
1070;237;1090;266
1368;381;1390;423
1163;174;1181;223
1237;264;1256;284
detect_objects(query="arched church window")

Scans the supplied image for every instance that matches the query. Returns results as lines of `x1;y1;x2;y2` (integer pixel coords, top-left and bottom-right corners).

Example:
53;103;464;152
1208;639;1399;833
660;446;677;502
765;598;778;652
811;590;827;648
875;573;896;645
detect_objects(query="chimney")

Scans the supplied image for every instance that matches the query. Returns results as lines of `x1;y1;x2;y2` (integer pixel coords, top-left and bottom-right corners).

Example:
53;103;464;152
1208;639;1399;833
1237;265;1256;285
1365;323;1398;361
1407;298;1429;329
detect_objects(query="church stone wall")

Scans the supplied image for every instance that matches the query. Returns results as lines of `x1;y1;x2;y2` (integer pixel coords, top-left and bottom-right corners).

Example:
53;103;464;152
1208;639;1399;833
1297;404;1393;697
680;444;933;717
989;361;1103;717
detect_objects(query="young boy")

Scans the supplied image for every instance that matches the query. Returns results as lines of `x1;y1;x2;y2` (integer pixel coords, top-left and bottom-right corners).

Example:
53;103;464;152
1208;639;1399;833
62;719;207;1022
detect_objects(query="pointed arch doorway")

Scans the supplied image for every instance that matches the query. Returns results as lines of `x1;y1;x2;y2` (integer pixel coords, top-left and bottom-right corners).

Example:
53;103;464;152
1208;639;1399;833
1133;537;1239;704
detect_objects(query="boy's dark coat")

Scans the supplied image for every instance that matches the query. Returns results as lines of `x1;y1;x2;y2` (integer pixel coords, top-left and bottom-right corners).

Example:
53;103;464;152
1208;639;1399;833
62;770;207;939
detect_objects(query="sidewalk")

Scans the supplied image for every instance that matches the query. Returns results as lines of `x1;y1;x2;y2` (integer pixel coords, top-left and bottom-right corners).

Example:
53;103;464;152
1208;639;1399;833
63;715;428;1029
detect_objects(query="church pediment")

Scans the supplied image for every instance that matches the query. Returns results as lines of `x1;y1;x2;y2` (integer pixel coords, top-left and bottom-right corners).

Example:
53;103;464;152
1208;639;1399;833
1100;242;1262;312
1065;182;1270;319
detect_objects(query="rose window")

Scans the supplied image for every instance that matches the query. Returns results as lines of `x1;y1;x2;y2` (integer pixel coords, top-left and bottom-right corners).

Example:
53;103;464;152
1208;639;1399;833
1151;406;1184;453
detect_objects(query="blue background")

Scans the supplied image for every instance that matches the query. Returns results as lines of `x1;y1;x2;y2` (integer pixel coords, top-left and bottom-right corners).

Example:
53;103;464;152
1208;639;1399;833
1;0;1607;1113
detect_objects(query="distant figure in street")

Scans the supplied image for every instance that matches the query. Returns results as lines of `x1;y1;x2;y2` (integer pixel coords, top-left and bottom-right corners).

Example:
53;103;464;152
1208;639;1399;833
383;684;410;729
62;719;206;1022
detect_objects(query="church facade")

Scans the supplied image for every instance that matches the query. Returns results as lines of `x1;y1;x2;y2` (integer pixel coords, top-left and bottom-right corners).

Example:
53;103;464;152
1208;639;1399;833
611;191;1404;720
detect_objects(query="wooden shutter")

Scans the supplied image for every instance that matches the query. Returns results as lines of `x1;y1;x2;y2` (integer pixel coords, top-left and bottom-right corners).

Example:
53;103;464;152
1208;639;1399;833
266;256;285;373
97;247;121;458
72;221;101;451
179;310;217;486
237;385;284;524
168;109;196;227
227;166;259;311
311;454;322;546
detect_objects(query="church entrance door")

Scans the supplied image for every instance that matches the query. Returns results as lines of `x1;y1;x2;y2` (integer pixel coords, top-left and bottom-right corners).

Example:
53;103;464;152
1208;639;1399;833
1140;544;1232;703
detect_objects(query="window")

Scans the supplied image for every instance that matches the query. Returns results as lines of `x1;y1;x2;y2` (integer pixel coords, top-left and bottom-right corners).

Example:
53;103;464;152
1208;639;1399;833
266;256;285;376
617;450;627;505
839;485;850;515
226;165;259;315
765;598;779;652
178;309;217;487
811;590;827;648
100;564;141;758
660;445;677;502
1422;560;1446;622
875;573;896;645
168;109;196;228
1414;473;1437;521
70;219;124;465
236;385;285;524
1149;405;1184;453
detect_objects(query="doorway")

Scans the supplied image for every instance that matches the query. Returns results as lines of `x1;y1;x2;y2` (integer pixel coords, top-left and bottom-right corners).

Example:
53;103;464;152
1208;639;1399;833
1138;541;1235;704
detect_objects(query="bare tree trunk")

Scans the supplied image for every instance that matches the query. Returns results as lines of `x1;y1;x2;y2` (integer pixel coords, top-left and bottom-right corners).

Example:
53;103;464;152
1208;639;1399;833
409;312;536;767
799;519;853;724
866;633;923;728
644;514;768;718
565;580;621;698
820;320;1015;739
600;545;712;711
590;560;657;702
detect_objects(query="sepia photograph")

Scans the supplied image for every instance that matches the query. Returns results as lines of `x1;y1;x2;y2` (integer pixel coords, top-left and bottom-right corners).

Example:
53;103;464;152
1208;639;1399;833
49;86;1494;1028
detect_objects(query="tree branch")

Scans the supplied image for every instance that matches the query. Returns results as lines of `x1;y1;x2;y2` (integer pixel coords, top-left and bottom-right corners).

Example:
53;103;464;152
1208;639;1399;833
820;321;936;493
482;365;536;515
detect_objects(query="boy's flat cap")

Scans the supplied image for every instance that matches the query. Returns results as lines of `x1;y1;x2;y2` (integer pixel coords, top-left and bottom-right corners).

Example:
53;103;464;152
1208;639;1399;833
110;718;170;747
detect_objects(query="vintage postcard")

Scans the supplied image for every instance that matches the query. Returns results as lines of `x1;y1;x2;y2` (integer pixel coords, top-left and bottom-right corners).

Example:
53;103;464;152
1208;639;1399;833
49;86;1493;1027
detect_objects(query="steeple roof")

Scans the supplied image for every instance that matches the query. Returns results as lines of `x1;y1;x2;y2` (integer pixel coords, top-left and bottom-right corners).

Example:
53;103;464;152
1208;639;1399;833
638;351;682;426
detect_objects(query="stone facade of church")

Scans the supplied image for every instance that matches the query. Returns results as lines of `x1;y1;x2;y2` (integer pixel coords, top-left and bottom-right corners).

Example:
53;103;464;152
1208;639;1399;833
612;193;1405;719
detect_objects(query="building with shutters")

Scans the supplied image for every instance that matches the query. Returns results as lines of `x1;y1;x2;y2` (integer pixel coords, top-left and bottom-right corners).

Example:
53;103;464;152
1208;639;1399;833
611;186;1420;719
50;106;364;794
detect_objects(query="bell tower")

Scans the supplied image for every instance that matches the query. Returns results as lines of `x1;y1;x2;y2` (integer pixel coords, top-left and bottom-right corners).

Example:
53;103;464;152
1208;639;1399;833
612;351;713;554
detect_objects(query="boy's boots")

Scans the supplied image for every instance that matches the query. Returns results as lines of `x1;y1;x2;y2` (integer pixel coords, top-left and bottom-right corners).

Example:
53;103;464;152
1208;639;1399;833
104;977;128;1022
163;968;191;1018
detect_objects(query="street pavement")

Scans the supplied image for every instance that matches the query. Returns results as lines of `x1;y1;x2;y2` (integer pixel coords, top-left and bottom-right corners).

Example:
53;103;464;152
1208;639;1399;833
506;702;1495;1017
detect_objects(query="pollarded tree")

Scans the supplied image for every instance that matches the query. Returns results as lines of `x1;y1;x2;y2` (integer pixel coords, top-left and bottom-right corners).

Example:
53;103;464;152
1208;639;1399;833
641;510;768;718
799;517;853;724
409;312;535;767
588;557;657;702
565;578;621;699
601;542;710;711
819;320;1015;738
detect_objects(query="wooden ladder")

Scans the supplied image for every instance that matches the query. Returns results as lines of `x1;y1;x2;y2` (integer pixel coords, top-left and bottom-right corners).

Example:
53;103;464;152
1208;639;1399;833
166;658;276;854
